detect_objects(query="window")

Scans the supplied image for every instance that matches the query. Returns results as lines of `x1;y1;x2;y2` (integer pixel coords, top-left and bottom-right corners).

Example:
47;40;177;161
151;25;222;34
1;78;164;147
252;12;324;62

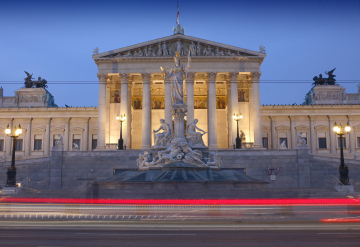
15;139;23;151
34;135;42;151
262;138;268;149
357;137;360;148
318;138;327;149
73;134;81;150
279;138;288;148
337;137;346;148
92;134;97;150
0;139;3;151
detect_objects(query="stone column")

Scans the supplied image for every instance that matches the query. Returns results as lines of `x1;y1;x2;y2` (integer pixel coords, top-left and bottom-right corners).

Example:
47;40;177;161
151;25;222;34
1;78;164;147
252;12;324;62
186;72;195;125
83;117;90;151
5;119;13;156
141;73;151;149
120;73;130;146
127;83;132;149
328;116;336;154
25;118;32;157
105;80;111;144
309;116;316;154
270;116;276;149
64;118;70;151
207;72;218;149
226;82;232;148
44;118;51;156
289;116;296;149
251;72;263;148
248;85;254;142
229;72;239;146
96;73;108;150
348;115;355;153
164;77;172;131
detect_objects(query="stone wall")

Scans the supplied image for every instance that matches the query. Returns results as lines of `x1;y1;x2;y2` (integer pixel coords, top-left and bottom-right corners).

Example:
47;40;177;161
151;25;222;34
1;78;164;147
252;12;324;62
1;149;359;191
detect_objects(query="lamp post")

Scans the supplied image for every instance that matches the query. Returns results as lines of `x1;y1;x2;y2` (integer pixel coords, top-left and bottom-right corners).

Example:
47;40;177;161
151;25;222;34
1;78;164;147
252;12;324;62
116;114;126;150
333;122;351;185
233;113;243;149
5;124;22;187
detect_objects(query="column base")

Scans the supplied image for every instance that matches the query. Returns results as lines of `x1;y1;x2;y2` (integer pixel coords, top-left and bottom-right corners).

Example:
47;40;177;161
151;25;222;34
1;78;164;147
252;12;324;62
141;145;151;150
208;144;218;150
95;146;106;150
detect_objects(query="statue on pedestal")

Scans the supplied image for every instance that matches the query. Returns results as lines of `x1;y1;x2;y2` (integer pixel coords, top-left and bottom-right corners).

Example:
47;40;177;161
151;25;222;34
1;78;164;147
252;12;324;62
162;52;188;105
55;134;63;147
153;119;172;147
297;132;307;146
186;119;207;147
181;143;207;167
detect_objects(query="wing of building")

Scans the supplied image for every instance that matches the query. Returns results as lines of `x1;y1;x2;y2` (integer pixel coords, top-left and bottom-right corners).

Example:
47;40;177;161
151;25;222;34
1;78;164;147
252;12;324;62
1;26;360;159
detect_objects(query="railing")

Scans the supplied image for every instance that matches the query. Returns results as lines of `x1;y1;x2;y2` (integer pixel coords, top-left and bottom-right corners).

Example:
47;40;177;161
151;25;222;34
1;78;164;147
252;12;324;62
329;175;351;194
19;177;30;188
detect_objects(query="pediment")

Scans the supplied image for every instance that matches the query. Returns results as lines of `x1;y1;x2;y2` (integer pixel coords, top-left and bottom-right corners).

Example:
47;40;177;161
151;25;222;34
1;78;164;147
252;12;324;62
93;34;265;61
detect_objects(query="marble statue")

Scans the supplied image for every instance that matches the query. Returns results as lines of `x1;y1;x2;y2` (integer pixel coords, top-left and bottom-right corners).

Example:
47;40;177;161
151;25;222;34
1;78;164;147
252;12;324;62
196;42;202;56
148;145;182;166
280;141;287;149
92;47;99;55
123;51;132;57
162;42;169;56
157;43;162;56
55;134;63;147
175;39;184;55
0;154;7;162
73;142;79;150
164;52;188;105
181;143;207;167
137;151;152;169
297;132;307;146
153;119;172;147
206;152;221;168
190;41;196;56
204;46;213;56
186;119;207;147
215;47;224;56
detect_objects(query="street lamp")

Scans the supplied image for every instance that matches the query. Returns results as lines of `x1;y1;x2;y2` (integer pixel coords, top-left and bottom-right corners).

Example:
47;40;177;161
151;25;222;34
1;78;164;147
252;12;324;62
333;122;351;185
233;113;243;149
5;124;22;187
116;114;126;150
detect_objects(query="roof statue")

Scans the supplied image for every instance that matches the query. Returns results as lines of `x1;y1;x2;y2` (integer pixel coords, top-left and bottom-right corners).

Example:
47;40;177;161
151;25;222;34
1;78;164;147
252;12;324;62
313;68;336;86
24;71;48;89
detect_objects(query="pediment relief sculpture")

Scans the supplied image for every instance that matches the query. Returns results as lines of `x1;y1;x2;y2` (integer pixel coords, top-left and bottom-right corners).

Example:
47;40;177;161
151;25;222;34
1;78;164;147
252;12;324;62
99;38;256;59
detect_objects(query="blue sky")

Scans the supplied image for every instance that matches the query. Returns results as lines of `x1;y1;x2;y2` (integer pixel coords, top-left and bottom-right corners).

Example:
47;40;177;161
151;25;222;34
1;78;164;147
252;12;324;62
1;0;360;107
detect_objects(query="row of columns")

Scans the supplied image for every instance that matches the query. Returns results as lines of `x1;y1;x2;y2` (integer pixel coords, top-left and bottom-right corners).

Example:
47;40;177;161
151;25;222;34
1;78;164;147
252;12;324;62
97;72;263;150
269;115;356;153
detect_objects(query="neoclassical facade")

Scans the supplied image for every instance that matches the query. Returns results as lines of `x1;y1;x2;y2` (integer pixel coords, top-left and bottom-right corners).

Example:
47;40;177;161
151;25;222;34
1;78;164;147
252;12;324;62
1;30;360;160
92;33;266;150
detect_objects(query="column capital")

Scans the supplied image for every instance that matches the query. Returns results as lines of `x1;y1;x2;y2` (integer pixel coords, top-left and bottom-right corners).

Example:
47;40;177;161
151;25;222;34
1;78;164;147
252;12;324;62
25;118;33;124
119;73;131;84
347;115;354;121
308;115;315;121
141;73;151;84
186;72;196;82
6;118;14;123
206;72;217;82
84;117;90;123
289;115;295;121
269;116;276;122
250;72;262;80
64;117;71;123
97;73;110;82
328;115;335;121
45;117;52;123
229;72;239;82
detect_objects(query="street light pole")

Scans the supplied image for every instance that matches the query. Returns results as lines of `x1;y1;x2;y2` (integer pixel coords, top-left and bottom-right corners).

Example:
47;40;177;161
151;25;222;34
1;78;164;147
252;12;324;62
116;114;126;150
333;122;350;185
5;124;22;187
233;113;243;149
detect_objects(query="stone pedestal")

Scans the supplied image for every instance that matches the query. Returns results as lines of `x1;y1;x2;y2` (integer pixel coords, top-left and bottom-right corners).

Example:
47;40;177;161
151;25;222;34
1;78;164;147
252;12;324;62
297;144;310;188
171;104;188;145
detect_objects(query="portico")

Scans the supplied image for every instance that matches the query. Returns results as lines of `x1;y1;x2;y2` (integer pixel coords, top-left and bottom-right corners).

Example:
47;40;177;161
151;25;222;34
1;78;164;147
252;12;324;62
93;33;266;150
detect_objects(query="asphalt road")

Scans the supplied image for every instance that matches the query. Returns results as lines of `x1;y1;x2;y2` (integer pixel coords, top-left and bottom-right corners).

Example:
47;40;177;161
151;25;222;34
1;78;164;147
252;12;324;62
0;222;360;247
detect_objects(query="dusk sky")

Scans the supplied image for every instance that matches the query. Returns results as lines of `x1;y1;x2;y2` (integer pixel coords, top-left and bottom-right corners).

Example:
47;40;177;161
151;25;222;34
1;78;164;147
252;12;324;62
1;0;360;107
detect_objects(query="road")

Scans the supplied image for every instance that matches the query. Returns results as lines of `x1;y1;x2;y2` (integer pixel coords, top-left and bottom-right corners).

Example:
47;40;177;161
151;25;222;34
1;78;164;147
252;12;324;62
0;221;360;246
